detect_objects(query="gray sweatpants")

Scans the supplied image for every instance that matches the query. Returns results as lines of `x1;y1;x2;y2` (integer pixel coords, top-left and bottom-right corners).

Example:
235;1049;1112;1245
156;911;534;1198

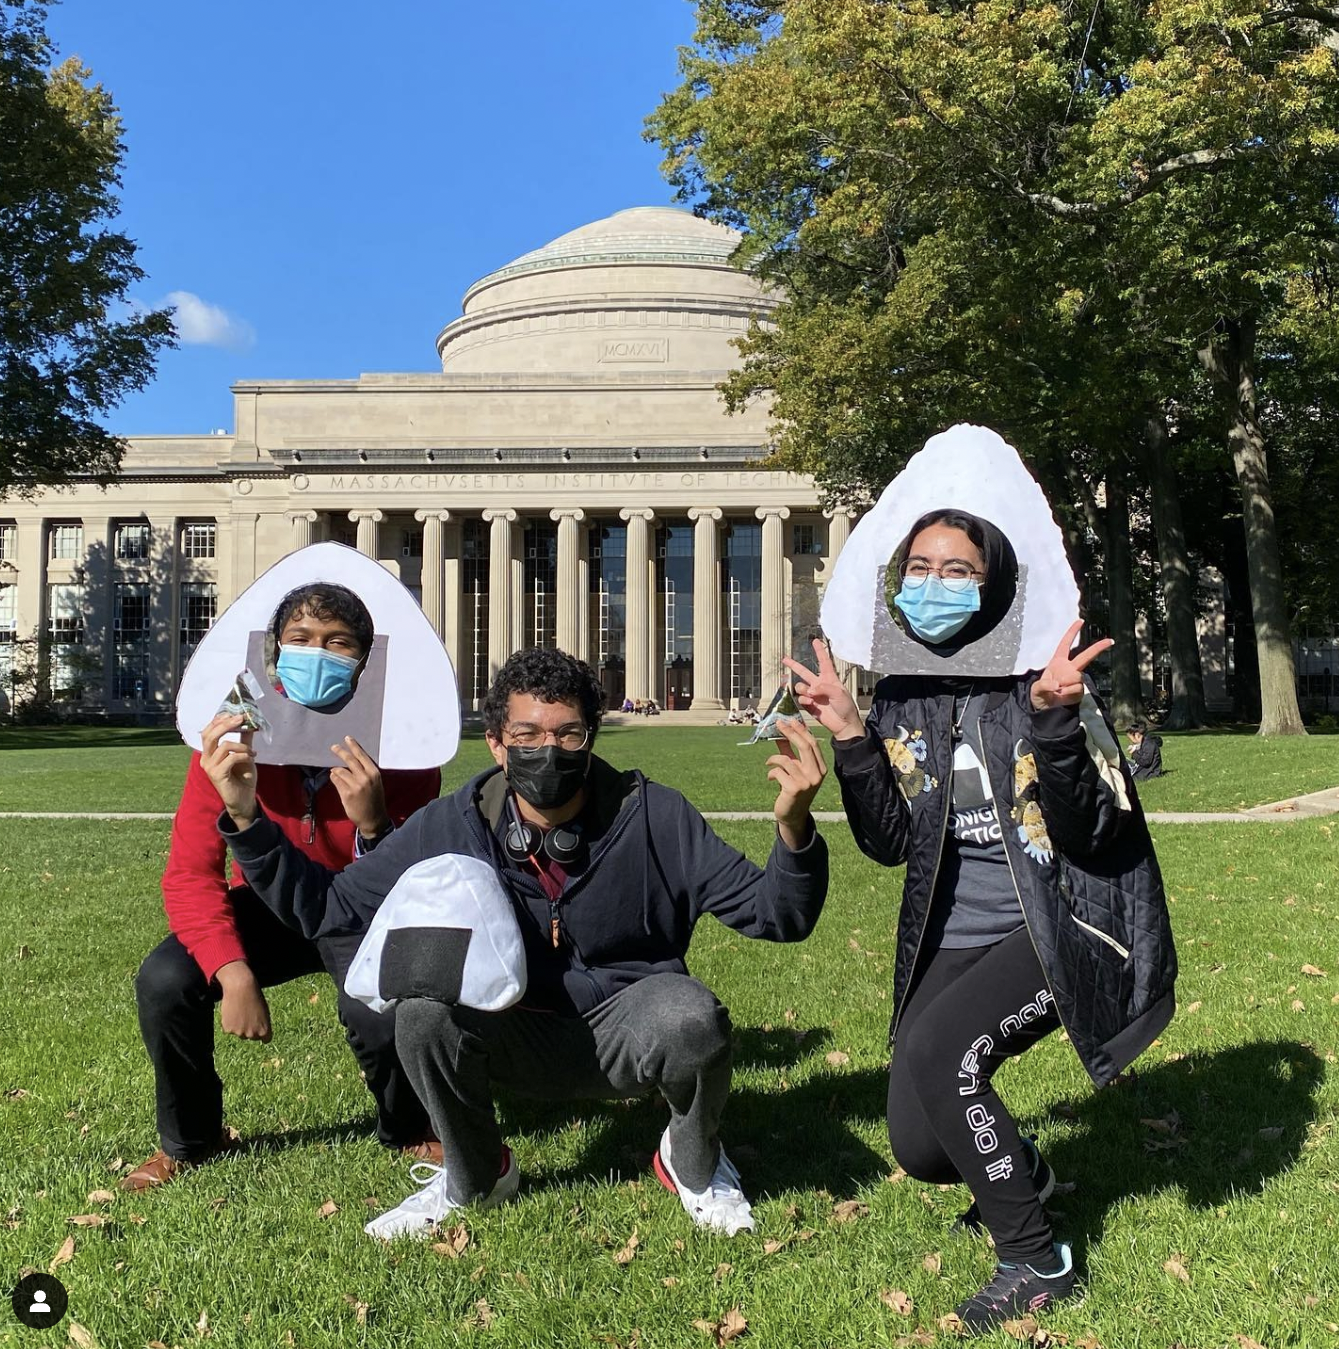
394;972;733;1203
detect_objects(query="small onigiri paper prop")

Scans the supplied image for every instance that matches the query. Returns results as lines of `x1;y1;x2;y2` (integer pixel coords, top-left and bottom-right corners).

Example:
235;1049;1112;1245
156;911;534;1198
740;684;804;745
820;424;1080;677
176;541;460;769
345;853;527;1014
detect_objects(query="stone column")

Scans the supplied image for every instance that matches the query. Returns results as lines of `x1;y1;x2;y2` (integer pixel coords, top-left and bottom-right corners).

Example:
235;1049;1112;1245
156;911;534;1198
620;508;655;701
483;508;517;680
414;509;451;638
823;506;858;693
689;507;724;711
13;517;46;641
550;507;587;655
441;517;464;673
577;523;591;664
510;520;525;654
286;509;318;552
348;508;383;559
82;516;114;708
756;506;790;695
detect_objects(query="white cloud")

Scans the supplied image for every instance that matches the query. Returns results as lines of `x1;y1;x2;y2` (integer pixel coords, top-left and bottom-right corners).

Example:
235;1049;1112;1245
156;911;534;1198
164;290;255;351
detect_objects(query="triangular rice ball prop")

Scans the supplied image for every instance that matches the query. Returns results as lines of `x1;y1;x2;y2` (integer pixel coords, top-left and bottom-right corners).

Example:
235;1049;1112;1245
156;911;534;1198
176;541;460;769
740;683;804;745
821;424;1080;677
345;853;527;1014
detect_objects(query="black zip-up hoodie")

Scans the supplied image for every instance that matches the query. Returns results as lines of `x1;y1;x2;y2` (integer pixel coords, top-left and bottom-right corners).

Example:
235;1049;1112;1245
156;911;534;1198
220;756;829;1016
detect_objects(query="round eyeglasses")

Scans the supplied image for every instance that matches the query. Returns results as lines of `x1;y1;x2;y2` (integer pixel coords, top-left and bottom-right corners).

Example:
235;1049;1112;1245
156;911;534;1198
504;723;591;752
899;561;985;594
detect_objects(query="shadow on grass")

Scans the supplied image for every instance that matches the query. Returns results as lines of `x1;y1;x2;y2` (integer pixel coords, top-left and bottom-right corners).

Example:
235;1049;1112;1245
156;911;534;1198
0;726;183;750
1036;1039;1323;1258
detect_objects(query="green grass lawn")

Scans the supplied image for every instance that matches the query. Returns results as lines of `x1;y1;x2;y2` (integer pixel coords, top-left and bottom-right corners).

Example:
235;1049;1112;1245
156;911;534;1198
0;722;1335;816
1;815;1336;1347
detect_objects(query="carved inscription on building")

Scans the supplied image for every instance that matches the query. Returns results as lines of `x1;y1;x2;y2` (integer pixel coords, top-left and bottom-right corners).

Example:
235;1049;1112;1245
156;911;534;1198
300;470;806;493
598;338;668;363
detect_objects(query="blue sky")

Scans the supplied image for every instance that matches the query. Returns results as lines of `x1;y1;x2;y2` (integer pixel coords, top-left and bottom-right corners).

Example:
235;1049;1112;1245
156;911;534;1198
44;0;698;435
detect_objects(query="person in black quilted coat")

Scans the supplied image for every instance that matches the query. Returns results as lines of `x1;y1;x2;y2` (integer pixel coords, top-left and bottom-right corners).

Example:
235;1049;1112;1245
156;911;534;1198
786;507;1176;1334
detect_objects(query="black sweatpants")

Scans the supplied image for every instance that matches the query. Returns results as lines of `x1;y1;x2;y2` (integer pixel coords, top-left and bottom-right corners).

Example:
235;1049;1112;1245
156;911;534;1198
135;885;430;1158
886;926;1061;1264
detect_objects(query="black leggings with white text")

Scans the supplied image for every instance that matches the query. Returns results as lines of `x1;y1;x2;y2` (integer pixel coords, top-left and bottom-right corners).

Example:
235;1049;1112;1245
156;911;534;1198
886;926;1062;1264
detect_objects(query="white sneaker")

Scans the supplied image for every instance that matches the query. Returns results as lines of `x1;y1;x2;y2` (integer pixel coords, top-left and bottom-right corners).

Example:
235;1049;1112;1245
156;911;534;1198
653;1128;755;1236
364;1145;519;1240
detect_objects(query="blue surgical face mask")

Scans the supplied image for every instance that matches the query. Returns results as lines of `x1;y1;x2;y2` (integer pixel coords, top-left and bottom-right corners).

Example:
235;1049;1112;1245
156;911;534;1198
894;576;982;645
275;644;361;708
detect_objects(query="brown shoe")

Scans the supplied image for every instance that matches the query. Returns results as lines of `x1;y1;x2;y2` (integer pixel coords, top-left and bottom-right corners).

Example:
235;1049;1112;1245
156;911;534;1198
400;1139;443;1164
119;1132;240;1193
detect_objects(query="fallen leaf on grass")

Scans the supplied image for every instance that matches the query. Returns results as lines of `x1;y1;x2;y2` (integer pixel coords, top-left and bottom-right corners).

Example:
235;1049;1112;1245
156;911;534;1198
50;1235;75;1272
1301;964;1327;977
938;1312;965;1335
893;1333;936;1348
147;1340;171;1348
613;1229;640;1265
126;1213;147;1226
5;1088;29;1099
663;1277;680;1287
1184;1001;1202;1014
470;1299;495;1329
68;1213;107;1227
923;1252;942;1274
713;1262;733;1282
195;1308;210;1338
886;1167;907;1184
308;992;320;1004
342;1294;370;1326
1000;1315;1038;1340
825;1051;850;1067
431;1223;470;1258
67;1324;98;1348
1163;1254;1191;1283
1232;1338;1267;1349
317;1200;339;1219
87;1190;115;1205
880;1289;913;1315
692;1307;747;1345
1291;999;1306;1012
830;1199;869;1224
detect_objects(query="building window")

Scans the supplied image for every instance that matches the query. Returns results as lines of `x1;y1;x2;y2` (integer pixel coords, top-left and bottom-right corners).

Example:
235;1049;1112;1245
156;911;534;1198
115;521;152;561
657;520;694;707
401;529;424;558
0;523;15;563
49;522;83;561
524;520;557;650
0;584;15;691
181;521;217;559
589;521;627;704
180;582;217;672
793;523;819;555
113;583;151;699
48;583;86;697
723;522;762;703
461;520;490;707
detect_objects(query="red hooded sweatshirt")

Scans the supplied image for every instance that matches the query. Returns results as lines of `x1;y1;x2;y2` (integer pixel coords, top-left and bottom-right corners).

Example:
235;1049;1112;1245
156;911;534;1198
161;754;441;981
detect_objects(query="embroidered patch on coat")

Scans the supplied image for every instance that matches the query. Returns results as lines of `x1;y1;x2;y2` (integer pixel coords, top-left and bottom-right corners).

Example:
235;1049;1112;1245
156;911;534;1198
1009;748;1055;862
883;728;939;801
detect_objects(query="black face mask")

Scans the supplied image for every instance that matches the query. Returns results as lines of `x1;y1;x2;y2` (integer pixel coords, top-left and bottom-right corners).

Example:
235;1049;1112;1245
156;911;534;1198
505;745;590;810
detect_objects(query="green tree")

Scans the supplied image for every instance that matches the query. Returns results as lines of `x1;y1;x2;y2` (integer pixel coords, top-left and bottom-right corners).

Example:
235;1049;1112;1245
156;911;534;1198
651;0;1339;734
0;0;173;498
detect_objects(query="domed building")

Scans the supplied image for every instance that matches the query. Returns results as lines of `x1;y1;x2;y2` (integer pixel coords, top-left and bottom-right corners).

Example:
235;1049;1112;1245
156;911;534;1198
0;207;864;715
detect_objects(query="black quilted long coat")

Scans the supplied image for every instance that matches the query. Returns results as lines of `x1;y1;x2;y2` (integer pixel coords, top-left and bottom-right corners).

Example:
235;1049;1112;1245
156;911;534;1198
832;674;1177;1088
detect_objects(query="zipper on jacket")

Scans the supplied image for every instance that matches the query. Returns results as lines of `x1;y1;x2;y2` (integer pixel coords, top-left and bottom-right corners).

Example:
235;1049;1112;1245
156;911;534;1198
978;718;1074;1047
302;779;317;844
1069;913;1132;960
891;720;954;1036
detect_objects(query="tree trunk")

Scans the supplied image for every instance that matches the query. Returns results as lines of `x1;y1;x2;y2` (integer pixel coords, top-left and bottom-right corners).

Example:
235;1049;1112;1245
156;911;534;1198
1199;315;1306;736
1103;475;1143;726
1142;413;1207;729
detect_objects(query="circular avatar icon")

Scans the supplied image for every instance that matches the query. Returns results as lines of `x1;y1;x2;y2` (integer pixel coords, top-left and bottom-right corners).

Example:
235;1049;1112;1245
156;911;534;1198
11;1272;69;1328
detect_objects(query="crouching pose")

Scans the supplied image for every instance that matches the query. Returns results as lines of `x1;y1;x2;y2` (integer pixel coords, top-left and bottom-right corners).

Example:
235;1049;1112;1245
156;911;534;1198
790;506;1176;1334
204;648;829;1239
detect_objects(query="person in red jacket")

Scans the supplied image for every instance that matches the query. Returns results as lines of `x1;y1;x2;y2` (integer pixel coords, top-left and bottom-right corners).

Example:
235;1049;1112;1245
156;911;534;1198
123;581;442;1190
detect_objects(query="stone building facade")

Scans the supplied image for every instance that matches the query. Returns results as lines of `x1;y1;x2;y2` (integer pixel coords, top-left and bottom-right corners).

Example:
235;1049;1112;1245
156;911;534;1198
0;207;863;716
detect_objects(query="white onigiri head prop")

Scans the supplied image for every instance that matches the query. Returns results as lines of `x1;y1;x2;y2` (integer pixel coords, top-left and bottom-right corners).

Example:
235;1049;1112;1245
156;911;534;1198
821;424;1080;676
176;541;460;769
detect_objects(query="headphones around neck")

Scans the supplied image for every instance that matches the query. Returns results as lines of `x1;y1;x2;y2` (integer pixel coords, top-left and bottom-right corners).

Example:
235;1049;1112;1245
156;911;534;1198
503;793;587;867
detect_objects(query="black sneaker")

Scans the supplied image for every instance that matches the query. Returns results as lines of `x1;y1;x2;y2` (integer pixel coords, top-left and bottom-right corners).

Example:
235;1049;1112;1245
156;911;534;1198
955;1241;1076;1335
952;1136;1055;1236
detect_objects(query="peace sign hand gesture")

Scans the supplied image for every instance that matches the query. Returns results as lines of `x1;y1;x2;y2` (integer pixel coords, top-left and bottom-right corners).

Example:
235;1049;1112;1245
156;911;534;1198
782;638;865;742
1031;621;1114;711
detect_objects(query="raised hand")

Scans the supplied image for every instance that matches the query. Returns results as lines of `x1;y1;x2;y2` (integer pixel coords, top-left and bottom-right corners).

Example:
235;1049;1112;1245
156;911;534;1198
765;717;828;850
201;712;259;826
330;736;390;839
782;638;864;742
1031;621;1114;711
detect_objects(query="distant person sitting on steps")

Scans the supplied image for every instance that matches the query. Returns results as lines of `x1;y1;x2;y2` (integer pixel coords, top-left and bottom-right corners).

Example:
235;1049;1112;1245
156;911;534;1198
1126;722;1164;780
